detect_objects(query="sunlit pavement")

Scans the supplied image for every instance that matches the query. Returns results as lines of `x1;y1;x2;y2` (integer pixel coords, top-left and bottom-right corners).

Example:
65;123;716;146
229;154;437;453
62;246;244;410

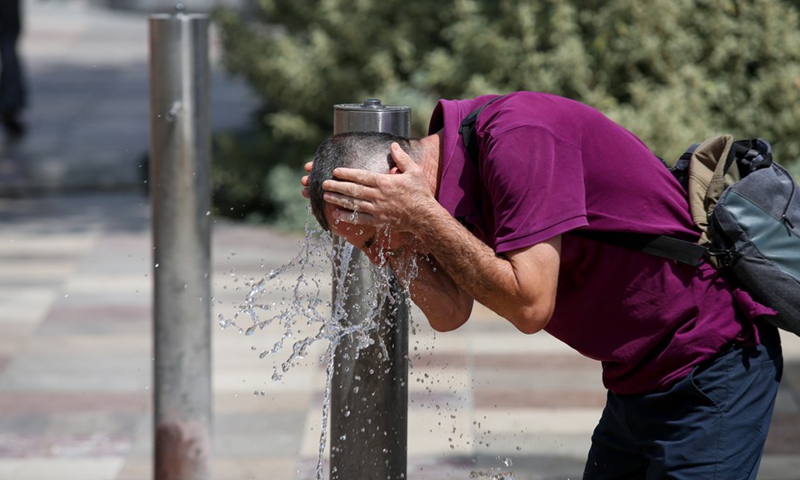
0;2;798;480
0;192;798;480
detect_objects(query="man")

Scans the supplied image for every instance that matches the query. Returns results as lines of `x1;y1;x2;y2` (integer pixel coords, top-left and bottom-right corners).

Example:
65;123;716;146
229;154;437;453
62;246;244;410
302;91;783;479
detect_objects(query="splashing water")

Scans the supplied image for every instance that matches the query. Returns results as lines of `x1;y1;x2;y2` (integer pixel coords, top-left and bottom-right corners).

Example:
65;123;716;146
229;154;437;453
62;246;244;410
467;457;515;479
219;216;415;480
219;215;518;480
469;472;515;480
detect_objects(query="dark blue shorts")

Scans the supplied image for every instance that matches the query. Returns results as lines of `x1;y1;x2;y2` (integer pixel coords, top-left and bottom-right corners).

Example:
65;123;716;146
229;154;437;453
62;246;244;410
583;322;783;480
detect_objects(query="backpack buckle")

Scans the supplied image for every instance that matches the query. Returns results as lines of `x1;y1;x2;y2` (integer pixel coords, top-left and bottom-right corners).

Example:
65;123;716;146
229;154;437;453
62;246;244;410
706;248;738;268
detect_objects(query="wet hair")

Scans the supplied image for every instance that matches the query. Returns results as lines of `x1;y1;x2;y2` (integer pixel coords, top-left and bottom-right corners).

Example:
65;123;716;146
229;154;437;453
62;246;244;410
309;131;418;231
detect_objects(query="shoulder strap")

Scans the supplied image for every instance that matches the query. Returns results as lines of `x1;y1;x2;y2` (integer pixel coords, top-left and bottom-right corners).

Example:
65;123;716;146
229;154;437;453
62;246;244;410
669;143;700;191
458;95;507;162
572;231;707;266
732;138;773;174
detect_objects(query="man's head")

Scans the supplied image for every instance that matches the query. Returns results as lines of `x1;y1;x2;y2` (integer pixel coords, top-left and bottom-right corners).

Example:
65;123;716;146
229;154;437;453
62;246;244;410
308;131;416;231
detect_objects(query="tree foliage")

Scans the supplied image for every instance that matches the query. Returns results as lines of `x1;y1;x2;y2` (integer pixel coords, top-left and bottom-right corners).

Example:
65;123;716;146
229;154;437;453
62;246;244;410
214;0;800;222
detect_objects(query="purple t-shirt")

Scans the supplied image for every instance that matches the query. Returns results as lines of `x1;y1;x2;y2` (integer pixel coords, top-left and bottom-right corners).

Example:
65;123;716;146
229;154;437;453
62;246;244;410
428;91;774;394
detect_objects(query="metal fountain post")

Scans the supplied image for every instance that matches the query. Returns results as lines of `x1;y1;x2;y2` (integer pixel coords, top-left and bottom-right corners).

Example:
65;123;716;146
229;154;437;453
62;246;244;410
329;100;411;480
149;9;213;480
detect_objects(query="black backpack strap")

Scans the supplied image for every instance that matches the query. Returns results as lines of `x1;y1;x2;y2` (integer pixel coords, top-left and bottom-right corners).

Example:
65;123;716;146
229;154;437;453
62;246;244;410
669;143;700;191
572;231;707;266
459;95;507;162
732;138;773;175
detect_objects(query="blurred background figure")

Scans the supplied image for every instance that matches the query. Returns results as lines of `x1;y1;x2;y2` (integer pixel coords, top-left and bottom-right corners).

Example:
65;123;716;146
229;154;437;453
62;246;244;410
0;0;26;139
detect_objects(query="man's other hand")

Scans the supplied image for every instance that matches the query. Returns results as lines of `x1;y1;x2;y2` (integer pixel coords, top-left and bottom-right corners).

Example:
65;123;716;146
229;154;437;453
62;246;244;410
322;142;437;233
300;161;312;199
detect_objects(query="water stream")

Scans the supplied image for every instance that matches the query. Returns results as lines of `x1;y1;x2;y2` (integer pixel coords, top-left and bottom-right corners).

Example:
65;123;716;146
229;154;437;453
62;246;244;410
218;218;408;477
218;217;517;479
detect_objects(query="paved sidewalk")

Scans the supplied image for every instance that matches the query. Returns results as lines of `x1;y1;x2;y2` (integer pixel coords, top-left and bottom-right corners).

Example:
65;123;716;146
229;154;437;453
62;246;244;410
0;2;798;480
0;192;799;480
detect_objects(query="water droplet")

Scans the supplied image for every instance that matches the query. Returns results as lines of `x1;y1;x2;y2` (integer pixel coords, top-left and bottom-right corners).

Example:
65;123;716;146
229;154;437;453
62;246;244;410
218;318;233;329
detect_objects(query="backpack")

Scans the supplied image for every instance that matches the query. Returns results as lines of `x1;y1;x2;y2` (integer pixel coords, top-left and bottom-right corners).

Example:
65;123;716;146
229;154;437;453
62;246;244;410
459;98;800;336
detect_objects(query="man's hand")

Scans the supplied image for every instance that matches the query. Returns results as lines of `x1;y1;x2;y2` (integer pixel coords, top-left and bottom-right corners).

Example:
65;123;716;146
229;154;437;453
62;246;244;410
322;143;438;232
300;161;313;199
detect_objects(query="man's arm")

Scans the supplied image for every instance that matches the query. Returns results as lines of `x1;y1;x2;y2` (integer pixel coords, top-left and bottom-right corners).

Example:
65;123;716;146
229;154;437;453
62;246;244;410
386;249;475;332
323;143;561;334
384;209;561;334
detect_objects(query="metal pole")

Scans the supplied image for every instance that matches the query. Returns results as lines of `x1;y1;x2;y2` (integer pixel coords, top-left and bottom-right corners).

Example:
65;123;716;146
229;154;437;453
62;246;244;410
330;99;411;480
149;11;212;480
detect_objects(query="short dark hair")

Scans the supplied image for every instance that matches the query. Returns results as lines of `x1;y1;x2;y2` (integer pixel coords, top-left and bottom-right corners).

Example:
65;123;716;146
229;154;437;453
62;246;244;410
309;131;416;231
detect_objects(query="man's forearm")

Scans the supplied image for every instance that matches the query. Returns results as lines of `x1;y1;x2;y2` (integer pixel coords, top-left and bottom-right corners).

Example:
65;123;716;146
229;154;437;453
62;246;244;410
389;251;473;331
407;202;559;334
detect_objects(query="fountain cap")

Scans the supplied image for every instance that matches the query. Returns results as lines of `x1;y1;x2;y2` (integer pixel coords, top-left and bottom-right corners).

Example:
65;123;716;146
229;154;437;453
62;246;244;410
333;99;411;136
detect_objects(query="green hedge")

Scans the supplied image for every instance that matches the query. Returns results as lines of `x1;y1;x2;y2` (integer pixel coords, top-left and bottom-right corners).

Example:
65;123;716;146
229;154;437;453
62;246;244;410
213;0;800;227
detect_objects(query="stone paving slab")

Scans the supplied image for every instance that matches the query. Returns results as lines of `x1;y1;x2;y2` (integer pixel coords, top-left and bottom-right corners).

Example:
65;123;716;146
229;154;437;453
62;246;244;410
0;458;126;480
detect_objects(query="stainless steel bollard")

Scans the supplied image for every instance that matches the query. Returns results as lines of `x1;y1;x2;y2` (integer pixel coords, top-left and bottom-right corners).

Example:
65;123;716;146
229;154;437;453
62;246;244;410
329;100;411;480
149;12;212;480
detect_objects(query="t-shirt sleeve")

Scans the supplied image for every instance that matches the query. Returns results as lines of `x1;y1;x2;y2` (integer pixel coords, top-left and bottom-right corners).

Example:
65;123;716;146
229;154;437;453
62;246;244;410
481;125;589;253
